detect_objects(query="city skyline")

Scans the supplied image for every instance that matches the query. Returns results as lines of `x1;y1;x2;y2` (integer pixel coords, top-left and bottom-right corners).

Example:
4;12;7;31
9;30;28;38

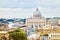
0;0;60;18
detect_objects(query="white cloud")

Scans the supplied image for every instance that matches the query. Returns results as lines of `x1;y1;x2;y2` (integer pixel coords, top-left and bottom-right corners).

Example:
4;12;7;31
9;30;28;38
0;0;60;18
0;7;60;18
0;8;35;18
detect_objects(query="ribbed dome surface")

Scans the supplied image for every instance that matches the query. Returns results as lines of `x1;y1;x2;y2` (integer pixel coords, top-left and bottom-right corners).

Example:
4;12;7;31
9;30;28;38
33;8;41;17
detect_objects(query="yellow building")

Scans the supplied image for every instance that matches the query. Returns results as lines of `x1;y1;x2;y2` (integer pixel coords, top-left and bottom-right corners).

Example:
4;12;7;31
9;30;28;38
48;32;60;40
0;31;9;40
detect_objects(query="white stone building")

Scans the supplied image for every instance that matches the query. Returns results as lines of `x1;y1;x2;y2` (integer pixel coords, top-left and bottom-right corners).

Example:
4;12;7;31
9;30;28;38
26;8;46;29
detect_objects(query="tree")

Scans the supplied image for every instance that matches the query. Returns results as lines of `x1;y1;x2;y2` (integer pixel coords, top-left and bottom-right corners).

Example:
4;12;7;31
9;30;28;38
9;28;27;40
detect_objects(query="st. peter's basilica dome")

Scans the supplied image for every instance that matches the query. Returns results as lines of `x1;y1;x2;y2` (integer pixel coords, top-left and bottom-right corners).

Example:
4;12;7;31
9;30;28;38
33;8;42;18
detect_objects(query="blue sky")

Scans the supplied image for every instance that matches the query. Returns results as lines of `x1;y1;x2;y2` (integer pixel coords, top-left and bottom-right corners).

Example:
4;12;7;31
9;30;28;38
0;0;60;18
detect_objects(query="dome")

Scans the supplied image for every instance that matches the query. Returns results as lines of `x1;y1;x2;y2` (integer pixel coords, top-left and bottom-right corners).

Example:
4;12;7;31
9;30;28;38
33;8;42;18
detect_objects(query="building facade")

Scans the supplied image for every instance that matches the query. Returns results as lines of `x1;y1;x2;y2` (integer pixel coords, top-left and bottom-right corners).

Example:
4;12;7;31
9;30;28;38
48;33;60;40
26;8;46;29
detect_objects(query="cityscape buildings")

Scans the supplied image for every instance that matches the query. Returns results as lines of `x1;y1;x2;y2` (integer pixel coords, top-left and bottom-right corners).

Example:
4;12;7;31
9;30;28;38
0;8;60;40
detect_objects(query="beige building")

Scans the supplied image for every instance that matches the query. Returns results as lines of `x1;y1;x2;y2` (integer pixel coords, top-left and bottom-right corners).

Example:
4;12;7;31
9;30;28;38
26;8;46;29
0;23;9;31
48;32;60;40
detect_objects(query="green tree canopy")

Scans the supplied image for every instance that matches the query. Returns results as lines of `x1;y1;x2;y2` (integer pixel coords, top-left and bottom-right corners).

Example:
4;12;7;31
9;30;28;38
9;28;27;40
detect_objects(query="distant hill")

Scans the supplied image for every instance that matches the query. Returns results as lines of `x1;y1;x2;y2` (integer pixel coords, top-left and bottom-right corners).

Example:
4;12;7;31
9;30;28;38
0;18;26;24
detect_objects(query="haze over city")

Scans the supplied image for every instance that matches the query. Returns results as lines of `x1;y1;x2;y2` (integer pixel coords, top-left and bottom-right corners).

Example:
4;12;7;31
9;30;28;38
0;0;60;18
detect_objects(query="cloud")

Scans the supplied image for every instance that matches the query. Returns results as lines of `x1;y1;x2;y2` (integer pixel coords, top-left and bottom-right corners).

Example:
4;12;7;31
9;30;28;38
0;0;60;9
38;7;60;18
0;7;60;18
0;0;60;18
0;8;35;18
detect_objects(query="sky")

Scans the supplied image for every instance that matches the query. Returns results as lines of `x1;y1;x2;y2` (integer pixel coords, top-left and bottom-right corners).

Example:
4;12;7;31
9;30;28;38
0;0;60;18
